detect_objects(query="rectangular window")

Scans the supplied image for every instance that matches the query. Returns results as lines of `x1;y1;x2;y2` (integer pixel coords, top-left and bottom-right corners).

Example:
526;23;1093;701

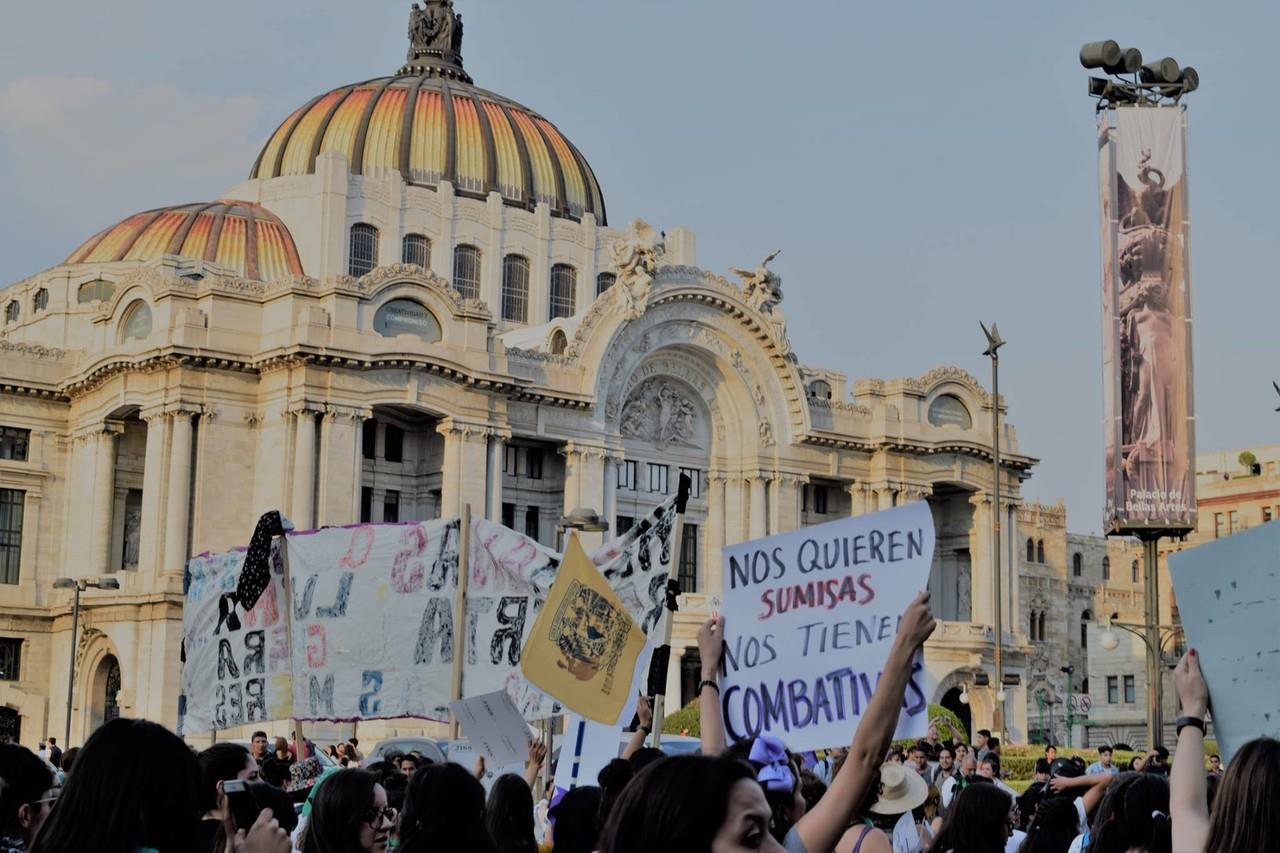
1229;510;1240;534
1214;513;1224;538
0;488;23;584
0;638;19;681
1107;676;1119;704
383;490;400;523
503;445;518;475
360;487;373;524
813;485;828;514
362;420;377;460
679;467;702;499
616;516;635;535
678;523;698;593
1123;675;1136;704
617;460;637;491
526;449;543;480
1264;507;1273;524
0;427;30;461
384;425;404;463
501;502;516;529
648;463;669;494
524;506;540;541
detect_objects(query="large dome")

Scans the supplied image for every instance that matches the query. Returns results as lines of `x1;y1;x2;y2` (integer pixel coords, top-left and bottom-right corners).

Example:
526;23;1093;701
250;1;606;224
65;200;304;281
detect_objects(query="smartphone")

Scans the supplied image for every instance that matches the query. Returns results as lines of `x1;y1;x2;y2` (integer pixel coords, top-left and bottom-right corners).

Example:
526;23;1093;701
222;779;260;832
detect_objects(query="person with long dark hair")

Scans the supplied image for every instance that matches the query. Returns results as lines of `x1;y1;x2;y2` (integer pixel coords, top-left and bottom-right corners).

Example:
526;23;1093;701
548;786;602;853
398;762;493;853
1087;772;1169;853
598;754;784;853
195;742;261;851
30;718;287;853
1170;649;1279;853
1017;797;1080;853
300;768;393;853
927;782;1015;853
485;774;537;853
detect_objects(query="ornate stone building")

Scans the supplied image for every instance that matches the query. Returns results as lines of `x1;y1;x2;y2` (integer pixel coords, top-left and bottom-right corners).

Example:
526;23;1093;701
0;1;1106;746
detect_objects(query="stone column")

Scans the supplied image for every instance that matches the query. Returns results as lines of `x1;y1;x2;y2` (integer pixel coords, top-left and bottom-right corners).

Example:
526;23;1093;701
876;483;898;511
437;418;490;520
846;480;870;516
318;407;368;527
601;452;619;534
769;475;804;534
290;409;320;530
704;474;726;595
1004;501;1021;637
665;647;685;711
561;441;610;549
723;477;746;555
137;410;169;578
748;474;769;540
162;410;196;577
485;430;511;523
91;424;122;574
968;492;993;627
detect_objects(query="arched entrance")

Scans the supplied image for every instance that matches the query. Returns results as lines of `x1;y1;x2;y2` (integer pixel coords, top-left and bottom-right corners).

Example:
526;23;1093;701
0;706;19;743
940;686;971;742
89;654;121;732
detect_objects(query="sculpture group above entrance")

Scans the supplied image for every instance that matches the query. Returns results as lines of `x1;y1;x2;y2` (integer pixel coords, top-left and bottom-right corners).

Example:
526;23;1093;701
619;378;700;449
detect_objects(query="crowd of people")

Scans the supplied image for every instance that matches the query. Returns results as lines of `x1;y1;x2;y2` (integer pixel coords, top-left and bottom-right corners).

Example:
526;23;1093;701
2;591;1276;853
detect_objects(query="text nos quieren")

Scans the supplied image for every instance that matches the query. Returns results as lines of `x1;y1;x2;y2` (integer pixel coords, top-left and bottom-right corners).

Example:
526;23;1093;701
727;526;927;591
721;660;928;741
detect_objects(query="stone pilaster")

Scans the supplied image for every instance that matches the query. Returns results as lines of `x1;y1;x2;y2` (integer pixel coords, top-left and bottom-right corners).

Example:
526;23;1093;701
137;409;169;578
162;408;199;576
318;406;371;527
437;418;492;520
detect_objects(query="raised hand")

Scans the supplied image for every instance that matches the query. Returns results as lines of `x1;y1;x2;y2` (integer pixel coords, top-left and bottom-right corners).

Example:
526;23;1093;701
897;590;937;650
636;693;653;729
232;808;290;853
697;614;725;675
1173;649;1209;718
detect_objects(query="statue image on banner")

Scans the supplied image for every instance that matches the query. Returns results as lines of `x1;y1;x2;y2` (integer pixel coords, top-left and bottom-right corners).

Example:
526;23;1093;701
1100;106;1195;531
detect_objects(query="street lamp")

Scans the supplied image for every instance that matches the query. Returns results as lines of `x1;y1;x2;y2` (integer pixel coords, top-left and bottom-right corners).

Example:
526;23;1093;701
1097;613;1184;742
980;321;1007;740
53;576;120;744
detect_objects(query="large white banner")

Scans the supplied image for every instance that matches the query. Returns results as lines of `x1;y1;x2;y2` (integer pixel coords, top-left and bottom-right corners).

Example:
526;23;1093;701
285;519;460;722
719;502;935;752
466;497;679;718
179;546;291;734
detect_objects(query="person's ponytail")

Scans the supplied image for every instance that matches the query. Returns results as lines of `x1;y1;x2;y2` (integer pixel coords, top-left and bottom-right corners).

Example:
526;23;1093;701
1147;809;1172;853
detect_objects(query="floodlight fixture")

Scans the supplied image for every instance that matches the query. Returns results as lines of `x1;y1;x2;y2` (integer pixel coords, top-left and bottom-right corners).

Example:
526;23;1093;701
1103;47;1143;75
1140;57;1181;84
1179;66;1200;93
1080;40;1121;69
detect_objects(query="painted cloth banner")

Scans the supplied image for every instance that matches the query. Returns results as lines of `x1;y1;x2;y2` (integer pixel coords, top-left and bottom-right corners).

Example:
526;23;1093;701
1099;105;1196;532
466;496;679;718
1169;524;1280;760
179;545;291;734
520;534;647;723
719;502;935;752
285;519;461;722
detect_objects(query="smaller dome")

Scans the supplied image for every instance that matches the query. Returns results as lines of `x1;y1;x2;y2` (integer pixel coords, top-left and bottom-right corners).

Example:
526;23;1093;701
65;200;304;281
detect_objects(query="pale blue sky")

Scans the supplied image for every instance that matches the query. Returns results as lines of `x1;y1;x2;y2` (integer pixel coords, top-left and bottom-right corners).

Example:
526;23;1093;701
1;1;1276;532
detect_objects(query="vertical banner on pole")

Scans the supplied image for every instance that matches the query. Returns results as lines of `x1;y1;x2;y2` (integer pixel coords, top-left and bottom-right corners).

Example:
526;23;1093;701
1099;105;1196;535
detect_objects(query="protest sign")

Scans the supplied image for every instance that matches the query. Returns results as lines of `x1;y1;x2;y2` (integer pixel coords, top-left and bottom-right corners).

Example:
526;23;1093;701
557;643;651;789
445;741;527;793
179;545;291;734
466;497;680;719
449;689;532;768
521;534;647;724
285;519;460;722
719;502;935;752
1169;523;1280;759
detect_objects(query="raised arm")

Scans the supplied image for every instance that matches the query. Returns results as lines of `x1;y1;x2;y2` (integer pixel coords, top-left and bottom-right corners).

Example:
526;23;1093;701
620;696;653;760
522;738;547;789
698;615;727;756
1170;649;1210;853
795;590;937;853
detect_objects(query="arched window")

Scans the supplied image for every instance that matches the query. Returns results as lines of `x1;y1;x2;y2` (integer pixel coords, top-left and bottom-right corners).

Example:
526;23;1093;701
1026;538;1036;563
32;289;48;312
402;233;431;269
1038;612;1047;642
1072;553;1083;577
1030;610;1036;639
1131;560;1140;583
453;244;481;299
1081;610;1093;649
549;264;577;319
927;394;973;428
4;302;18;324
808;380;833;401
550;329;568;355
119;300;153;342
1102;556;1111;581
373;299;441;343
596;272;616;297
349;223;379;276
501;254;530;323
77;279;116;304
1036;540;1046;564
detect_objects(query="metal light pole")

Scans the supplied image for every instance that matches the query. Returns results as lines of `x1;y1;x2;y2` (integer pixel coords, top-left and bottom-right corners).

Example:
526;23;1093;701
1061;665;1075;747
53;576;120;745
1100;600;1183;748
981;322;1006;740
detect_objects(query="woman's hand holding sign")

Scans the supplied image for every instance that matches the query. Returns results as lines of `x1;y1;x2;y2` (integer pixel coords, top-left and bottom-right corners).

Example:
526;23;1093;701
697;614;726;755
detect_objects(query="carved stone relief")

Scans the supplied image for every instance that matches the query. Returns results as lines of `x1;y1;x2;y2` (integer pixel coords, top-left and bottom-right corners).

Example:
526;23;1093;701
619;378;700;449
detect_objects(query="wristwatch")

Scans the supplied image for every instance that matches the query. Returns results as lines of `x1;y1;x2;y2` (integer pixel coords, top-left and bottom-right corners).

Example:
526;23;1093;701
1176;716;1205;737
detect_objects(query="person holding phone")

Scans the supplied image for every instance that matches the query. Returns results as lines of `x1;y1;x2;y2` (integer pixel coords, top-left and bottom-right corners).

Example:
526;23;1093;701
300;769;395;853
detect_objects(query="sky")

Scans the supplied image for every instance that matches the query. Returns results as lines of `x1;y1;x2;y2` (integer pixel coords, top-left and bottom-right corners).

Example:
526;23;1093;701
1;0;1276;533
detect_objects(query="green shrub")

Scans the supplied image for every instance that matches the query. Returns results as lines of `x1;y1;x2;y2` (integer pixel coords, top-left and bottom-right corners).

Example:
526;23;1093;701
662;699;700;737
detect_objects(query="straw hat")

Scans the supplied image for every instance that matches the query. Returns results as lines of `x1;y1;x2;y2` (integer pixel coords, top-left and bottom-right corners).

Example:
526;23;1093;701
870;762;929;815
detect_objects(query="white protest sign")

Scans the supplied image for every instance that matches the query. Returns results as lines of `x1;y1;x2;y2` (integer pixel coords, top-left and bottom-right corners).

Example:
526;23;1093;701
179;546;291;734
445;741;527;793
449;689;533;768
1169;523;1280;759
719;502;935;752
285;519;460;721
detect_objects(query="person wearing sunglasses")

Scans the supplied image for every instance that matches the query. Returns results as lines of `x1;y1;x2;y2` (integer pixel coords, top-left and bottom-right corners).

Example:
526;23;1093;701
300;768;395;853
0;744;58;853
